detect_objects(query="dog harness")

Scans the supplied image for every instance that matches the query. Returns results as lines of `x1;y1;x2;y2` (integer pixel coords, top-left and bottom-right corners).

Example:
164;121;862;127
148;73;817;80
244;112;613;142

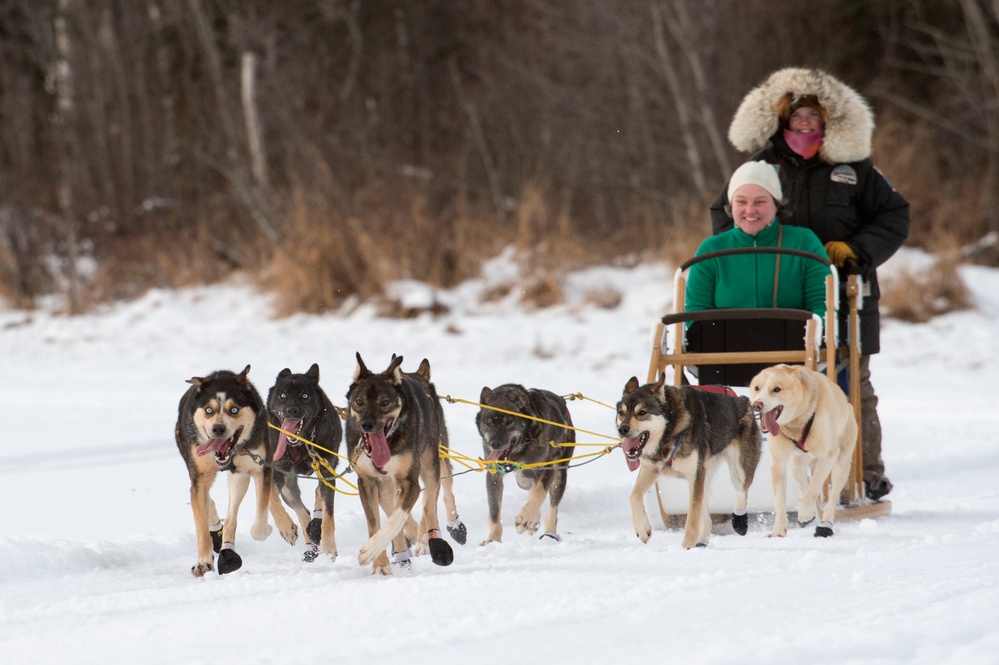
664;433;683;468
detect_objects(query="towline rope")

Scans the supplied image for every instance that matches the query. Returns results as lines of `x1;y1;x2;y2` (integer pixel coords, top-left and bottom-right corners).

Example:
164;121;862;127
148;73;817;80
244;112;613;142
255;390;621;488
263;422;359;495
437;392;620;475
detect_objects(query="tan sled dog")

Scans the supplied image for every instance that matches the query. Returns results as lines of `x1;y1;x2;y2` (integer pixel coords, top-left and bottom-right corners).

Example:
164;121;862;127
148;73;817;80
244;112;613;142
749;364;858;538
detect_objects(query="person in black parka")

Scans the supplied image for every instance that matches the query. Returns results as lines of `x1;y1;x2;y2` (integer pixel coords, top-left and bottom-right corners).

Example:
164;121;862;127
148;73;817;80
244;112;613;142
710;68;909;502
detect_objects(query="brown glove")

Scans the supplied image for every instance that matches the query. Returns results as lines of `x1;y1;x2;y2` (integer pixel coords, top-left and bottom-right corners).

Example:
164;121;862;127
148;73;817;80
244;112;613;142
824;241;858;268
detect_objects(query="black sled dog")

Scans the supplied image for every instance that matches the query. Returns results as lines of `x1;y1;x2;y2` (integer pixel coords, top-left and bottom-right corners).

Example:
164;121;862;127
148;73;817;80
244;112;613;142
345;353;463;574
266;363;343;562
476;384;575;543
174;365;298;576
616;374;762;549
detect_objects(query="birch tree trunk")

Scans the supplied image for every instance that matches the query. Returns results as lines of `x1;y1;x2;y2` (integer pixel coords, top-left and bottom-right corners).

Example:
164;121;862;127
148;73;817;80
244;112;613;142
186;0;277;242
650;0;707;196
241;51;268;193
54;0;83;314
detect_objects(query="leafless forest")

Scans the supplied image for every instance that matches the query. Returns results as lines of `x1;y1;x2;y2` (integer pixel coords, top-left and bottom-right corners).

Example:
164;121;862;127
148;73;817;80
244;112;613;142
0;1;994;314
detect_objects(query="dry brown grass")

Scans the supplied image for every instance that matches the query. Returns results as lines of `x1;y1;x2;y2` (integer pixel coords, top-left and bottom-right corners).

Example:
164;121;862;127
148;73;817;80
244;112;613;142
258;178;727;317
880;239;974;323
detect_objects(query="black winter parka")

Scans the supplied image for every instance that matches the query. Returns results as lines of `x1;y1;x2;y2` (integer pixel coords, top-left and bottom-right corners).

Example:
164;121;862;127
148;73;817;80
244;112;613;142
710;133;910;354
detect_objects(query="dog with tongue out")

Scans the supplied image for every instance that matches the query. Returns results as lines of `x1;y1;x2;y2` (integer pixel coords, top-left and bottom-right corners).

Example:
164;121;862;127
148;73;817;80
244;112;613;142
345;353;459;574
266;363;343;563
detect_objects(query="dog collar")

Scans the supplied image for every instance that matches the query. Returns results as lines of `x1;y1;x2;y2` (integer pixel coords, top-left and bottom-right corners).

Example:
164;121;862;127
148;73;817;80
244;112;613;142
793;414;816;452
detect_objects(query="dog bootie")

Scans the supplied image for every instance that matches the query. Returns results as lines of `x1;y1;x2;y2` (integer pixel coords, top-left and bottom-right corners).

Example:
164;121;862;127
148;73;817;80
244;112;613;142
209;522;224;553
217;545;242;575
427;530;454;566
539;532;561;542
306;517;323;545
814;522;834;538
393;546;414;570
446;518;467;545
303;543;319;563
731;512;749;536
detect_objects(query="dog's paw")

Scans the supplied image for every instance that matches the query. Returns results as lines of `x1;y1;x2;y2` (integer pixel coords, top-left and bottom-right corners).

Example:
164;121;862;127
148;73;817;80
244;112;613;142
209;525;224;553
429;537;454;566
634;515;653;543
306;518;323;544
767;528;788;538
191;559;214;577
358;541;380;566
447;519;468;545
731;512;749;536
796;502;817;526
372;563;393;576
814;522;834;538
217;548;242;575
319;543;338;562
515;511;541;535
249;522;273;541
278;522;298;546
479;538;500;546
682;535;706;549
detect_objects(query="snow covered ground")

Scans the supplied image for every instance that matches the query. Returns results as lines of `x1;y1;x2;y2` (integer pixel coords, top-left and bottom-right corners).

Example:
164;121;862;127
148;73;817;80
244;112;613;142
1;249;997;664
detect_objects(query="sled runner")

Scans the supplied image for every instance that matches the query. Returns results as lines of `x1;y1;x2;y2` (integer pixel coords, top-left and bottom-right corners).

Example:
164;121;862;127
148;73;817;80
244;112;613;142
645;247;890;522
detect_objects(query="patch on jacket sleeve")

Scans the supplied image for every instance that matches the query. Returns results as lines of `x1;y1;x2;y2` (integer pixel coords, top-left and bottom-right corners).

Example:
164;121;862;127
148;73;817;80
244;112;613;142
873;164;895;190
830;165;857;185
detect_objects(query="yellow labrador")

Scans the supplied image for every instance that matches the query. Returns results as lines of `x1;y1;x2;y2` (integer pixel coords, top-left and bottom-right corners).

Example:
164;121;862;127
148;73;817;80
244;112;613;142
749;364;858;538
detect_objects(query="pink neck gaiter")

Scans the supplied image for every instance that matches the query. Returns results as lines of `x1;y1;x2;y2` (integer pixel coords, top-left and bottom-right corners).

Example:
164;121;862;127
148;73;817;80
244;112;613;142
783;128;824;159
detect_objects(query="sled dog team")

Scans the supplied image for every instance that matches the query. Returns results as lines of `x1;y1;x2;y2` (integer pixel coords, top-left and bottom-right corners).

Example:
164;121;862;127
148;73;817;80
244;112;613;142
176;355;857;576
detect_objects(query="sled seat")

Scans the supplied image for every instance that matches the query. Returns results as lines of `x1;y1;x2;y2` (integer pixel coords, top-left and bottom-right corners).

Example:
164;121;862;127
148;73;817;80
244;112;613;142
645;247;886;517
672;308;817;387
647;248;837;390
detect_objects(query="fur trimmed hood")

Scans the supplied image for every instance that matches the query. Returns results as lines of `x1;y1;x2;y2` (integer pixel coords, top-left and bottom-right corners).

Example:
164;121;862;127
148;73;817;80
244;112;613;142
728;68;874;164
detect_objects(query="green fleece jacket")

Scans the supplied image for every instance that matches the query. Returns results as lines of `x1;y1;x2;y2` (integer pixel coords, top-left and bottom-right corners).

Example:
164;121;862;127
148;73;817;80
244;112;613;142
685;220;830;317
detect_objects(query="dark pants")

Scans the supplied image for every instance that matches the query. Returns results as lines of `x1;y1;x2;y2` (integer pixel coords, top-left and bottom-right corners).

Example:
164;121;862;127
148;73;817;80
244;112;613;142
859;355;887;484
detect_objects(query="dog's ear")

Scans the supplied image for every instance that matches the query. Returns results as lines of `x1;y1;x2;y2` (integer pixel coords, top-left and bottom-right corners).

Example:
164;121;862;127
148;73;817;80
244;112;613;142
623;376;640;396
186;376;208;388
236;365;251;384
479;386;493;404
653;372;666;392
306;363;320;381
385;354;405;385
654;373;667;401
354;353;372;381
416;358;431;379
277;368;292;380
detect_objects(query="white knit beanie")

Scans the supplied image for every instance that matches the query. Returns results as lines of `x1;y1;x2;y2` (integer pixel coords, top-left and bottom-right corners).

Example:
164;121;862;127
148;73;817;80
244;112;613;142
727;161;782;203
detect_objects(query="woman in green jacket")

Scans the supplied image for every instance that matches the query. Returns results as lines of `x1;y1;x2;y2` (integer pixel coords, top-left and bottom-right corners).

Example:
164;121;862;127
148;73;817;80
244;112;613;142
687;161;830;317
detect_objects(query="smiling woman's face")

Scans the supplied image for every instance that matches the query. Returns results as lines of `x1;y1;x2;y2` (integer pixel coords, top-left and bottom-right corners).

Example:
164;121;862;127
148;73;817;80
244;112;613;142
732;184;777;236
788;106;823;134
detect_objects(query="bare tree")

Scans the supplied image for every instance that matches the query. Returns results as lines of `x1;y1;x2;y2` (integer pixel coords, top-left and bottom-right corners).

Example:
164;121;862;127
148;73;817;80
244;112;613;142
53;0;83;314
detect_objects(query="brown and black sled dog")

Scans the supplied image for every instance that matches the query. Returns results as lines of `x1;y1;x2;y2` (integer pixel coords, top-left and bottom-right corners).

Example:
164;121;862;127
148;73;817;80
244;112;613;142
175;365;298;576
266;363;343;562
345;353;463;574
476;384;575;543
616;374;762;548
